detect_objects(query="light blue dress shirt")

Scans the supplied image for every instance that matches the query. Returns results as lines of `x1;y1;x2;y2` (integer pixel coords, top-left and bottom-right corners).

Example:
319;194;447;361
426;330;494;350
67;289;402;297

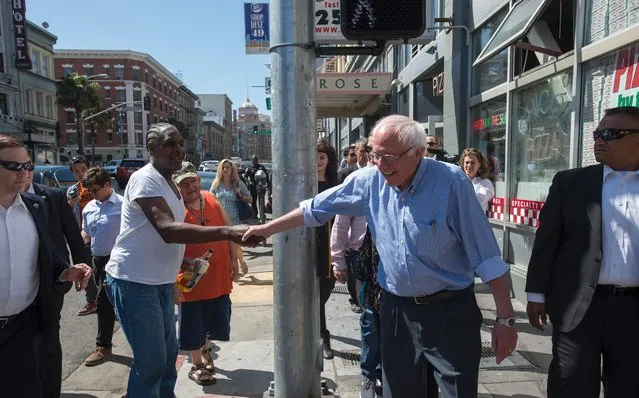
82;192;123;257
300;158;509;297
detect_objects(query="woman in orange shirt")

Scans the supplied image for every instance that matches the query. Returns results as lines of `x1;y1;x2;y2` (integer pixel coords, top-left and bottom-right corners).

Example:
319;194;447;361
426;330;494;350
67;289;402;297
173;162;239;386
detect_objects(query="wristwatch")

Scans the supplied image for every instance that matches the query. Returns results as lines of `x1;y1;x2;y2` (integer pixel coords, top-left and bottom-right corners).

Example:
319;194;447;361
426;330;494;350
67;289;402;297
496;317;516;327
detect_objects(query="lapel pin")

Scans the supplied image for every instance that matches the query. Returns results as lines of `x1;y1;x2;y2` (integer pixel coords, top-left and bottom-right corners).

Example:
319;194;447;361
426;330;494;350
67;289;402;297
34;203;40;209
41;196;47;200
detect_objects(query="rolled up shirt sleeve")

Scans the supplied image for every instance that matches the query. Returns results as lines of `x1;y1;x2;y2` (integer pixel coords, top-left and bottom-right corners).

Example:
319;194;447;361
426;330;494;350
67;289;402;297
299;170;369;227
527;293;546;303
448;176;509;283
330;215;350;271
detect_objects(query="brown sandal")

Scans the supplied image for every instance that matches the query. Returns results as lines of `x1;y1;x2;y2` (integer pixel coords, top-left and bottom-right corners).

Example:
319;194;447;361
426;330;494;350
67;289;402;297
188;364;216;386
202;347;215;373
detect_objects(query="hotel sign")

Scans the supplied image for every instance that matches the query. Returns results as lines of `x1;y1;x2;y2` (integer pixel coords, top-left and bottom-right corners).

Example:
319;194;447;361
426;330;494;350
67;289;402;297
316;73;392;94
12;0;32;69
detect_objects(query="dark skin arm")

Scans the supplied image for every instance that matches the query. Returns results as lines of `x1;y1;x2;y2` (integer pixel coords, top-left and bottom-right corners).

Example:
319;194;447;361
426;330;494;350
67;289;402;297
136;196;263;246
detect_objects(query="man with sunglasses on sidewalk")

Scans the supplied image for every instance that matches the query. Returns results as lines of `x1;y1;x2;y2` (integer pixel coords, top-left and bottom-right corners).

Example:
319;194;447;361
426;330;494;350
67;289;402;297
67;155;99;316
526;106;639;398
80;167;122;367
0;135;92;398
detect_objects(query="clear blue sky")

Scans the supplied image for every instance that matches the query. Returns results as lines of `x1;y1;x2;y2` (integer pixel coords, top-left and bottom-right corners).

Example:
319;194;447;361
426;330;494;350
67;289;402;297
27;0;271;114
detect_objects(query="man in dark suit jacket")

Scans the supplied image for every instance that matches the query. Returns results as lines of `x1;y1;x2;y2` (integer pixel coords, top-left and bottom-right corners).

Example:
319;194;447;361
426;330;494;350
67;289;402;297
26;181;88;398
0;135;92;398
526;106;639;398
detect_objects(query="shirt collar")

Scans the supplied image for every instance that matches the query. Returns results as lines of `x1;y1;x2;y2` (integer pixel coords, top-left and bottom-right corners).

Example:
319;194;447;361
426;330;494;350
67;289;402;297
101;191;119;205
603;164;639;180
27;183;35;194
391;158;429;194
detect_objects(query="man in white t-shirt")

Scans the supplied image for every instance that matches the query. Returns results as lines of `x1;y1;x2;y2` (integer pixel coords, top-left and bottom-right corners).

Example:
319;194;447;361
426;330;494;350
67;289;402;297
104;123;262;398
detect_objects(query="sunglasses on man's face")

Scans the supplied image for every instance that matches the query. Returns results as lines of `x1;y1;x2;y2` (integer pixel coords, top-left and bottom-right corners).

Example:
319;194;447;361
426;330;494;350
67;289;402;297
0;160;35;172
593;128;639;142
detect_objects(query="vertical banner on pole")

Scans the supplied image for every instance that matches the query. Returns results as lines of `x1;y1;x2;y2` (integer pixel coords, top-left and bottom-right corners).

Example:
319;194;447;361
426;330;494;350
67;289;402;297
244;3;270;55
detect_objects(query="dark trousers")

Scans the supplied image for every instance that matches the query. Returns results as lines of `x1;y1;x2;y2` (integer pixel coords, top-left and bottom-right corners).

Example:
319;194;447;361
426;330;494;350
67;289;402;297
93;256;116;348
36;295;64;398
249;185;258;215
0;306;41;398
380;287;482;398
346;250;360;305
548;291;639;398
319;277;336;336
84;246;97;303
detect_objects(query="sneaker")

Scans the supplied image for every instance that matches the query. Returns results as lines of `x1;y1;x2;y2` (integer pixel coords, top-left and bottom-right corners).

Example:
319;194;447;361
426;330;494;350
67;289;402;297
360;378;376;398
85;346;112;366
77;301;97;316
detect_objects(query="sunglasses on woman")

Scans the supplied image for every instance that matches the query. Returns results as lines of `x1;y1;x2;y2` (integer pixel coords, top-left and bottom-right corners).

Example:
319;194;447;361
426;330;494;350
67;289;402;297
0;160;35;172
592;129;639;142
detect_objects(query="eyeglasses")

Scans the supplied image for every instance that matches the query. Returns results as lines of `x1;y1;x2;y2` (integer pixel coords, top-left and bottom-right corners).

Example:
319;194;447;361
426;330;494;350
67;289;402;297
593;129;639;142
88;183;106;194
370;146;415;164
348;153;357;157
0;160;35;172
426;142;438;147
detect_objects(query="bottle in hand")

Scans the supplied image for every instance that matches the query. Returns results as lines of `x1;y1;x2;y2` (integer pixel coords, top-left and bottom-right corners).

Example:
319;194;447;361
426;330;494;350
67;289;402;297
177;249;214;292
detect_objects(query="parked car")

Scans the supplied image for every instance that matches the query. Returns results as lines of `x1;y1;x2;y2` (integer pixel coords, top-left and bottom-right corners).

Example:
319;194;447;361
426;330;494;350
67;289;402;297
115;159;147;189
103;159;122;179
32;165;77;189
197;160;218;172
197;171;216;191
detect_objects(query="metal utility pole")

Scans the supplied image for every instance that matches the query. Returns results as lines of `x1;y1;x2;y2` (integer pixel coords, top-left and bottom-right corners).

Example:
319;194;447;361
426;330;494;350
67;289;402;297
270;0;320;397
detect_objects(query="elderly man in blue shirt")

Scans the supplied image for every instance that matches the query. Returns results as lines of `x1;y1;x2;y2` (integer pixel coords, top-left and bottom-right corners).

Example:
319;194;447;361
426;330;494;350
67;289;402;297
244;114;518;398
80;167;123;367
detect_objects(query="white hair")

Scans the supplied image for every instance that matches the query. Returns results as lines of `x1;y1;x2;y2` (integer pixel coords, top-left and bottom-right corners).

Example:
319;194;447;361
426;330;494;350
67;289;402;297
370;115;427;148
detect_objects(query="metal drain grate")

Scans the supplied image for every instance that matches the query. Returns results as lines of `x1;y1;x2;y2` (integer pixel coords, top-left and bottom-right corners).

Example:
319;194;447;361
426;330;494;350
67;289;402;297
339;349;361;366
332;285;349;294
481;342;497;358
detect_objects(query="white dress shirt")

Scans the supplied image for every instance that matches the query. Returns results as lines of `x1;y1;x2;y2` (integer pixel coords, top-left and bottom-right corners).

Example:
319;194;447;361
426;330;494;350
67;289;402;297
527;165;639;303
471;177;495;212
0;194;39;316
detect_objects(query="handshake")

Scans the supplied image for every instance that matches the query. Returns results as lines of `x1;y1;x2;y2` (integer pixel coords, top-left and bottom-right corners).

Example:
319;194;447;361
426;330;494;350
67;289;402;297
228;225;266;247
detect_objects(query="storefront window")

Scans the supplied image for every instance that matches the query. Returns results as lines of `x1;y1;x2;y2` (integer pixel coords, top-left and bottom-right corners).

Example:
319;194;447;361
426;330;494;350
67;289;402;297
586;0;639;45
510;71;572;227
581;44;638;166
472;7;508;94
414;73;444;123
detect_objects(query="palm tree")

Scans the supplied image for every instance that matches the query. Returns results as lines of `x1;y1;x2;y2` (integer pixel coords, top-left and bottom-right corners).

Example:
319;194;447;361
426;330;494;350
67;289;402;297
56;73;102;156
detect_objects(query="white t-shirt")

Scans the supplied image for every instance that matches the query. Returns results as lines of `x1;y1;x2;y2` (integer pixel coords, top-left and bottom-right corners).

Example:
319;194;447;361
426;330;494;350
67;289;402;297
106;163;186;285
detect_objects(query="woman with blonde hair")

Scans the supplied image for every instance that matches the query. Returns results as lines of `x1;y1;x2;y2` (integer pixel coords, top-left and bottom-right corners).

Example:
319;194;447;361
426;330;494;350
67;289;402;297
210;159;252;274
459;147;494;212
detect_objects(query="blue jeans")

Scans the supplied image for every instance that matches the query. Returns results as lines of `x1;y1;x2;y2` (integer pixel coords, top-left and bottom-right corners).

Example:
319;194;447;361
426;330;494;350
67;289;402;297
360;304;382;381
106;275;178;398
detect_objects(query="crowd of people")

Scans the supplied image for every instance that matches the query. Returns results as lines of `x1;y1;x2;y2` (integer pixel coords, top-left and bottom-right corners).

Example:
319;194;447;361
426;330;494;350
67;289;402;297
1;106;638;398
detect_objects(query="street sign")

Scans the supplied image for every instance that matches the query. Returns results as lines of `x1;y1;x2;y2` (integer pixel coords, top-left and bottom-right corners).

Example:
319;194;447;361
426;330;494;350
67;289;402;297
258;129;271;135
120;107;136;112
265;77;272;95
266;97;271;110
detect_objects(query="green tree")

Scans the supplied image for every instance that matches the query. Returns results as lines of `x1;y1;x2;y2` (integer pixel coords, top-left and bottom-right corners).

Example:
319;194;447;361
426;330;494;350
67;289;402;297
167;117;189;139
56;73;102;156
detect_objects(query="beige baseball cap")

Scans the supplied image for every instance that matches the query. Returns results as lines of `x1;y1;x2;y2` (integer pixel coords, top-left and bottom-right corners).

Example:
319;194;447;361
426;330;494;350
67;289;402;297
173;161;198;184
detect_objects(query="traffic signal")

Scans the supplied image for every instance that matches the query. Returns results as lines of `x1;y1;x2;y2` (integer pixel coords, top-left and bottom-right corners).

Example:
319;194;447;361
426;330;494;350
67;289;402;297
253;125;259;134
143;95;150;111
340;0;426;41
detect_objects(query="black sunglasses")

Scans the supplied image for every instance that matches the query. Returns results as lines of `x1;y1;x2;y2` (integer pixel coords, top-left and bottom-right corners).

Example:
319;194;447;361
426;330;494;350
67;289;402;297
0;160;35;172
88;183;106;194
593;129;639;142
71;155;87;164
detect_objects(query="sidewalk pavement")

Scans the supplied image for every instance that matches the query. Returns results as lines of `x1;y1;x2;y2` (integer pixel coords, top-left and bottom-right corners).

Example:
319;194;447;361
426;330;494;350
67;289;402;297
62;240;559;398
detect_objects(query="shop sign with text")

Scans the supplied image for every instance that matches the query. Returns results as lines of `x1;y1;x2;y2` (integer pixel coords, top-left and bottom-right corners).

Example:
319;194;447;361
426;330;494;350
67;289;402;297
610;43;639;108
12;0;32;69
316;73;391;94
473;112;506;132
244;3;270;55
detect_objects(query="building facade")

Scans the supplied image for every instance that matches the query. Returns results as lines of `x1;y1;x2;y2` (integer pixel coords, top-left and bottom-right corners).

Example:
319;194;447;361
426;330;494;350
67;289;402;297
178;84;200;163
236;99;271;161
318;0;639;304
0;3;28;138
54;50;196;162
197;94;234;158
20;21;58;163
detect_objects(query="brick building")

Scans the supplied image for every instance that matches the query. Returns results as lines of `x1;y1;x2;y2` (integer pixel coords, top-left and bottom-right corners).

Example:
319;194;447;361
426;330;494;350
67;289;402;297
54;50;198;162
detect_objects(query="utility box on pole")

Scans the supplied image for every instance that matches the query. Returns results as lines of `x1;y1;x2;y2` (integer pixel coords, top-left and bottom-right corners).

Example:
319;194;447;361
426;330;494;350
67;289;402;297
270;0;321;396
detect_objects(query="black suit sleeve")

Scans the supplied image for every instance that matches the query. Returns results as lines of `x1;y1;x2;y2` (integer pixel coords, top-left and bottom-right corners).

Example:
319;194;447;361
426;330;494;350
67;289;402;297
54;188;88;264
526;171;564;295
